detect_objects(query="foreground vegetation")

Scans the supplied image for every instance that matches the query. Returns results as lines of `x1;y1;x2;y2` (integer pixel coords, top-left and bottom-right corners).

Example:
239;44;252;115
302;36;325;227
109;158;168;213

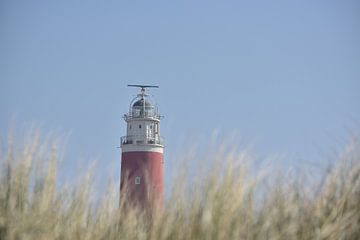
0;131;359;239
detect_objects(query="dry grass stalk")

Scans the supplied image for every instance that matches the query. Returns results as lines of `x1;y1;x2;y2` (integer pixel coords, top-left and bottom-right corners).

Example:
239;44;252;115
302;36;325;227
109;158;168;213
0;131;359;239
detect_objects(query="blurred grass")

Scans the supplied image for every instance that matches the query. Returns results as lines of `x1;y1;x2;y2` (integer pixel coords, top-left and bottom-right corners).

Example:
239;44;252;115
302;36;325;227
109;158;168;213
0;130;359;239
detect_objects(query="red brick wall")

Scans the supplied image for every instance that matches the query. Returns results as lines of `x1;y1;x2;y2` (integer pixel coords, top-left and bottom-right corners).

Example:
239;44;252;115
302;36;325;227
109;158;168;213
120;151;163;210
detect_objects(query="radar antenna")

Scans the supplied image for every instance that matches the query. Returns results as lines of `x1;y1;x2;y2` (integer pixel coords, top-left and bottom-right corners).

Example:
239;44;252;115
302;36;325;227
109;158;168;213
128;84;159;97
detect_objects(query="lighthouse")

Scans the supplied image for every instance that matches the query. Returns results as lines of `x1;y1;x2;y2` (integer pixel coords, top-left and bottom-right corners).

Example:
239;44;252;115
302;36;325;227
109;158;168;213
120;85;164;210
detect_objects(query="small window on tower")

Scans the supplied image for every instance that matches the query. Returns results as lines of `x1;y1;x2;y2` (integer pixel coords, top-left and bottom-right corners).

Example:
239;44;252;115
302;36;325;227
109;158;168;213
150;125;153;129
129;125;132;129
135;176;141;185
139;125;142;128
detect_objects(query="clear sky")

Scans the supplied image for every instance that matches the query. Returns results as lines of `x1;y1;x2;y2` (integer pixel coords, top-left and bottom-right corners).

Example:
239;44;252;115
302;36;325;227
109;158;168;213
1;1;360;184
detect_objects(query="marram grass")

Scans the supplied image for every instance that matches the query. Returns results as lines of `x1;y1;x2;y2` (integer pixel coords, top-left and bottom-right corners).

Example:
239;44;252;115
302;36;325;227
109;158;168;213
0;131;359;240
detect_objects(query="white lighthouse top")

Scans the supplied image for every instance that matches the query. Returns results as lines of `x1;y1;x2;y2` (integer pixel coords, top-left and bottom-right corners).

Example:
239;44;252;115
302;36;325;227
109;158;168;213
121;85;164;151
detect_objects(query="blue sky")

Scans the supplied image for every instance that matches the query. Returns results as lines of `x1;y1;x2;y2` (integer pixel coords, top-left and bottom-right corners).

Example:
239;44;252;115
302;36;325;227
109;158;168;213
1;1;360;184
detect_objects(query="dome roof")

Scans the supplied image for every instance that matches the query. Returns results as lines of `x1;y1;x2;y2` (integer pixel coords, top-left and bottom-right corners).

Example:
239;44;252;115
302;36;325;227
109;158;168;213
132;98;153;108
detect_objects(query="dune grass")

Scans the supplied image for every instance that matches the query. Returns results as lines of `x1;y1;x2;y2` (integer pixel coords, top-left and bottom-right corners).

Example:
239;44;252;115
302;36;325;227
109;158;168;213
0;130;359;239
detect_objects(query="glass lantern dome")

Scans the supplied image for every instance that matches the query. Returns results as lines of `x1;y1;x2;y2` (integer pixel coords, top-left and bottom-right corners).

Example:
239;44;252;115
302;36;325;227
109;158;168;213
129;96;159;118
132;98;154;117
125;85;161;120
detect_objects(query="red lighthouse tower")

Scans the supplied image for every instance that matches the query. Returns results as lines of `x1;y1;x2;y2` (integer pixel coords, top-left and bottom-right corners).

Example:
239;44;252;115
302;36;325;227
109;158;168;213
120;85;164;210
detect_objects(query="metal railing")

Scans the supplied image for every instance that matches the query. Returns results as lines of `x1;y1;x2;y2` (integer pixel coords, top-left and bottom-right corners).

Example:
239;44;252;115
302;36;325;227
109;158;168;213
124;113;161;121
120;135;164;146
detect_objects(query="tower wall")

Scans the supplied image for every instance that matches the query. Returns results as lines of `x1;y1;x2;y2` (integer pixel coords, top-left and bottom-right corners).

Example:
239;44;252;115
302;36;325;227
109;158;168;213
120;150;163;210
